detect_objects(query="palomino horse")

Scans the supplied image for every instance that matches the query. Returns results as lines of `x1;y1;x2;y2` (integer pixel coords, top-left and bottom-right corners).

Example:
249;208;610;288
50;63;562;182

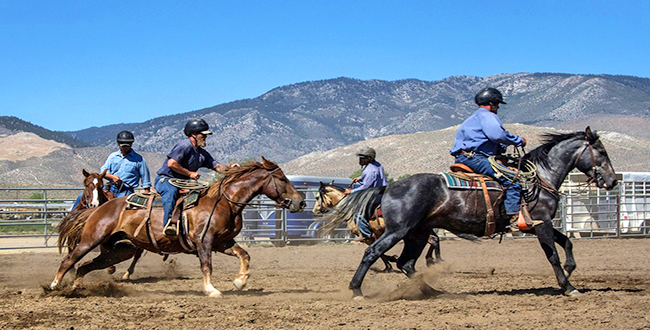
322;128;618;298
312;182;441;272
51;157;305;297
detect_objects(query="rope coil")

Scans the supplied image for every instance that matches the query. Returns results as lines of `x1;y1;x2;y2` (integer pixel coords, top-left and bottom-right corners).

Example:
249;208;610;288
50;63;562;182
168;178;210;190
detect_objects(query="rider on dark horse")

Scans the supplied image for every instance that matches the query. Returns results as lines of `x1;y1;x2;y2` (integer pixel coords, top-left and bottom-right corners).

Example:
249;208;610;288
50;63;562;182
344;147;388;242
154;118;237;236
450;87;531;231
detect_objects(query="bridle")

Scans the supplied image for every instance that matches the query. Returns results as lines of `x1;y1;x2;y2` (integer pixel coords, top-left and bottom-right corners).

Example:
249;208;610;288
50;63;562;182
200;166;294;242
220;167;292;209
571;138;601;185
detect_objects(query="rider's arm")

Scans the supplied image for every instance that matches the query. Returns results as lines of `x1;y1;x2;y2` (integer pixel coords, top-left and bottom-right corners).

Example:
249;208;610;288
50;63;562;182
167;158;200;179
480;113;523;146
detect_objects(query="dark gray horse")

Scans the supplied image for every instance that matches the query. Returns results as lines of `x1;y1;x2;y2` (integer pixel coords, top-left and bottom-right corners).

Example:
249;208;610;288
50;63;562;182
322;127;617;299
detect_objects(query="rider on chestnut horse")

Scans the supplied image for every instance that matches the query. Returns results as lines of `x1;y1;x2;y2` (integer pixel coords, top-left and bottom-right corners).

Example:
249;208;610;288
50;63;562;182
154;118;237;236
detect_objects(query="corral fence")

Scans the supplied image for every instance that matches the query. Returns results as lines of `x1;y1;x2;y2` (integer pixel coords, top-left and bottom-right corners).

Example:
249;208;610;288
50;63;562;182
1;173;649;250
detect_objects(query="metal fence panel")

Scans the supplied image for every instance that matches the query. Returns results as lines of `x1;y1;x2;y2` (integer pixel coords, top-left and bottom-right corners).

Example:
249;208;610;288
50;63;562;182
3;172;650;249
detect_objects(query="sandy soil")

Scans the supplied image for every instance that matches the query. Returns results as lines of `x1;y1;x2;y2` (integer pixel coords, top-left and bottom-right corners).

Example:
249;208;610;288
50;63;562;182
1;238;650;329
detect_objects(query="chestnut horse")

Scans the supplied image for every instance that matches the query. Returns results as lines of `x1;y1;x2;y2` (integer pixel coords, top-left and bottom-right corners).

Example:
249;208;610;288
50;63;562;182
59;169;150;280
312;182;441;272
51;157;305;297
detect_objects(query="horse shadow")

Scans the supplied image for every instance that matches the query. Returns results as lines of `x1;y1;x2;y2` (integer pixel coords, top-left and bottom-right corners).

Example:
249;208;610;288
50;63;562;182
461;286;643;297
121;276;194;284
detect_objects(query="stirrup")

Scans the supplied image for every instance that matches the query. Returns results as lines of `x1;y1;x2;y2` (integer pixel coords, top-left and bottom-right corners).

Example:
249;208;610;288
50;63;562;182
163;222;178;236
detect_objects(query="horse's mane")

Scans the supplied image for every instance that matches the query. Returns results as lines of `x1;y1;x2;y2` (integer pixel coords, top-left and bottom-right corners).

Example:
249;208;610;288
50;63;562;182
206;161;278;198
323;184;345;193
524;131;597;168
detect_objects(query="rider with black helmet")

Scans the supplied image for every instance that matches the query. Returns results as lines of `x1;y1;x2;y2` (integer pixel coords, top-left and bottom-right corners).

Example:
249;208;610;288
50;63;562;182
70;130;151;209
155;118;236;236
450;88;528;230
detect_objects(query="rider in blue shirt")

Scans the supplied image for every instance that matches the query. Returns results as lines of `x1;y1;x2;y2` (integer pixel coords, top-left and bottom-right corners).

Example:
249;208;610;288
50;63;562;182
344;147;388;241
450;87;527;228
71;131;150;209
101;131;151;197
155;118;234;236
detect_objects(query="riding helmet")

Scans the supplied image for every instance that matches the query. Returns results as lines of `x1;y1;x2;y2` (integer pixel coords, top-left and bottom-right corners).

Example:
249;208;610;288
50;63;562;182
183;118;213;137
356;147;376;160
474;87;507;106
116;131;135;144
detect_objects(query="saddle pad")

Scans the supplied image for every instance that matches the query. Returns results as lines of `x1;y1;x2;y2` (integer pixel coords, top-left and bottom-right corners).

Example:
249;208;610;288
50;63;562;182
182;191;201;210
442;172;502;191
126;193;162;209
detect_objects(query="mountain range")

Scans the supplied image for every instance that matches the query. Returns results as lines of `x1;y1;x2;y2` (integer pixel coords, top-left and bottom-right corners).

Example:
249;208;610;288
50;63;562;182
62;73;650;163
1;72;650;187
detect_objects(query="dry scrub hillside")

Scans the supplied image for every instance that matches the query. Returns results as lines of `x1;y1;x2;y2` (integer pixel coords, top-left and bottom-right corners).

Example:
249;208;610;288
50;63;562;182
281;124;650;179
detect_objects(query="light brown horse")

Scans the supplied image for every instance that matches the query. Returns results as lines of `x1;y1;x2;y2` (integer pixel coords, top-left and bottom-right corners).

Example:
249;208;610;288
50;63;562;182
312;181;441;271
51;157;305;297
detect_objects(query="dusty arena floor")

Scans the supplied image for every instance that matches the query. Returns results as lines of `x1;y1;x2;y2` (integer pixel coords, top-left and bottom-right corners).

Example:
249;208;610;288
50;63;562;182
1;238;650;329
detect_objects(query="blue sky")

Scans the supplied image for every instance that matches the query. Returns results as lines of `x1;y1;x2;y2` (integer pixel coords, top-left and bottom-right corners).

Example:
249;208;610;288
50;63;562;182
1;0;648;131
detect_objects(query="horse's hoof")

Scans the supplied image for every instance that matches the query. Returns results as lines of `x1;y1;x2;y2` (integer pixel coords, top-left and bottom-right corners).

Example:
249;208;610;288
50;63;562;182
49;280;59;290
352;295;365;301
233;278;246;291
107;266;116;275
208;291;223;298
566;289;581;297
122;271;131;281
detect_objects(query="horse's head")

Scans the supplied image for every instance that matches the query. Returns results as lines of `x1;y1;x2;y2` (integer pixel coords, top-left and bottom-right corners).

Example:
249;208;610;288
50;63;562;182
573;127;618;190
259;156;306;213
312;181;345;217
81;169;107;208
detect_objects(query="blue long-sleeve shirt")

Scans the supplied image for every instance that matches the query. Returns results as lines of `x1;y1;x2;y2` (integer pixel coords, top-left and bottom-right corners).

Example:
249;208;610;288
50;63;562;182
450;108;524;157
100;150;151;189
350;161;388;193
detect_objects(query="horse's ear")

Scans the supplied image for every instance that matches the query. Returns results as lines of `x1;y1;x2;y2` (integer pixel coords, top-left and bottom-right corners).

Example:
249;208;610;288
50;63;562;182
329;180;335;186
100;169;108;178
82;169;90;177
319;181;325;187
585;126;596;141
260;156;269;164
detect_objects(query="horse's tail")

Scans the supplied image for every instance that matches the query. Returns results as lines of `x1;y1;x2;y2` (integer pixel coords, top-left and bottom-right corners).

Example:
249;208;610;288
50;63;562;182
319;186;385;236
57;208;94;253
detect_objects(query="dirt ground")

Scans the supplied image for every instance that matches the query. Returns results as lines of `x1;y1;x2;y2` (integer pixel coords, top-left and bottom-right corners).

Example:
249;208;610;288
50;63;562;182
1;238;650;329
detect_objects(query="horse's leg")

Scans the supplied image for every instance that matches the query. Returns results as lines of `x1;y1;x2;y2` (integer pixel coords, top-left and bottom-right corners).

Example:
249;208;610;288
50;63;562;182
378;254;395;272
553;228;576;278
197;234;221;298
425;231;442;267
349;229;408;299
396;231;430;277
50;241;97;290
535;223;579;296
122;248;145;280
74;242;136;289
216;240;250;291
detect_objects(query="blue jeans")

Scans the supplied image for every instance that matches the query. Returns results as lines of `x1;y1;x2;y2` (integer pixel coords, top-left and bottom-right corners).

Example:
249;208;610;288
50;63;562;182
355;211;372;238
107;183;134;197
155;176;179;227
71;193;83;210
455;154;522;215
